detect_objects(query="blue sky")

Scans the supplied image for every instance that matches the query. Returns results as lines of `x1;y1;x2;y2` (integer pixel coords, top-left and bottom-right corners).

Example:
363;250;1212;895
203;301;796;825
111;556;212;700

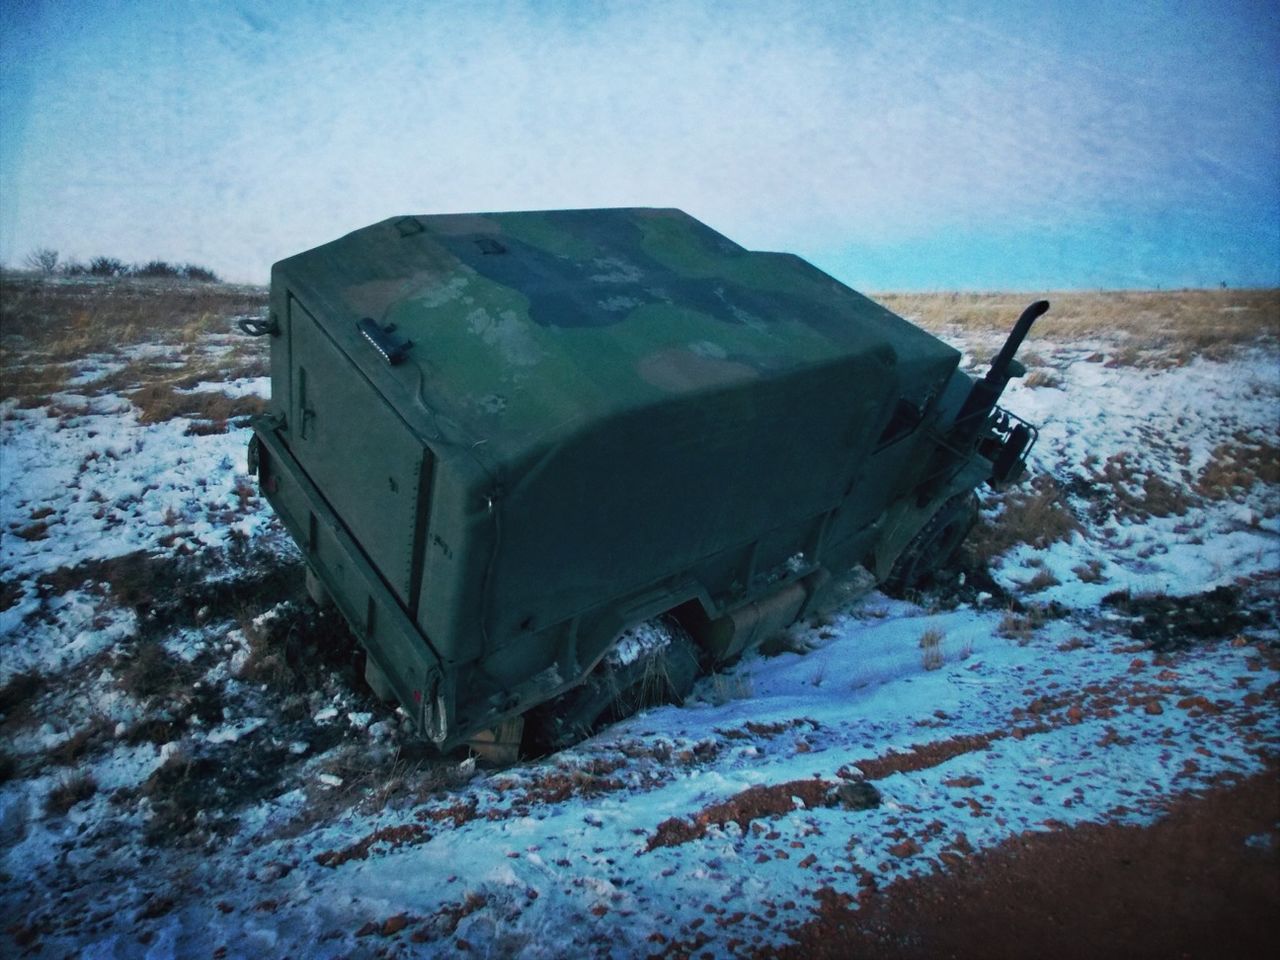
1;0;1277;288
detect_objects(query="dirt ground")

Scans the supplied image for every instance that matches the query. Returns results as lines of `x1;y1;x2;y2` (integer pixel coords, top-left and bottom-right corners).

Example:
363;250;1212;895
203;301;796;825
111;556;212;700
758;764;1280;960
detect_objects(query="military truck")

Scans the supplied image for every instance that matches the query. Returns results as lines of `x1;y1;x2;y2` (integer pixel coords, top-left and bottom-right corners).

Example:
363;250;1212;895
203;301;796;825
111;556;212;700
245;208;1045;758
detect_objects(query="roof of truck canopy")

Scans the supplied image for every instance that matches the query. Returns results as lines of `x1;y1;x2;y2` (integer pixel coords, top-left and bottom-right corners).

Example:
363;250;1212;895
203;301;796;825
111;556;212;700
273;208;960;463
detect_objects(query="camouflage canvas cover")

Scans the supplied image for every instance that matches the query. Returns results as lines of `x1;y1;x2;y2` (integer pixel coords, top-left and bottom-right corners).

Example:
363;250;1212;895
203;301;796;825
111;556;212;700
254;208;982;746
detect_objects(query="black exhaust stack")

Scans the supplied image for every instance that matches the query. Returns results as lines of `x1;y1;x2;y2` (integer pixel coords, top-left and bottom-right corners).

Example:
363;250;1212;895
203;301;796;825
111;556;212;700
951;299;1049;448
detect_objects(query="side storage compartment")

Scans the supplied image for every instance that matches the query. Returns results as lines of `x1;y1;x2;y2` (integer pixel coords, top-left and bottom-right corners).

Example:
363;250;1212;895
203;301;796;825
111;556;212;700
250;424;453;743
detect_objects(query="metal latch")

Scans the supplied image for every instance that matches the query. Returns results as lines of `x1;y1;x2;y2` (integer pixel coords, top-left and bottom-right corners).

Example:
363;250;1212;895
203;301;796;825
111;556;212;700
358;317;413;365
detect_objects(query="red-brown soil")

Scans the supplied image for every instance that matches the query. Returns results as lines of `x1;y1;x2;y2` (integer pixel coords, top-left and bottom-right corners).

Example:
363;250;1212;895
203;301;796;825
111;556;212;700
756;765;1280;960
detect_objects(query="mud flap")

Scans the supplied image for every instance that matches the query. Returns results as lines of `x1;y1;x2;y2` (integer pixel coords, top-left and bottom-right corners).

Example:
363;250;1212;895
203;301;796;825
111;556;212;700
467;715;525;766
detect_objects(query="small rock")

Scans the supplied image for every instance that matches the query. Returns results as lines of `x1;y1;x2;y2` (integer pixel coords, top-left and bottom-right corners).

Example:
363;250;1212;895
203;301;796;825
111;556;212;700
355;921;378;937
1144;700;1163;715
832;781;881;811
158;741;185;765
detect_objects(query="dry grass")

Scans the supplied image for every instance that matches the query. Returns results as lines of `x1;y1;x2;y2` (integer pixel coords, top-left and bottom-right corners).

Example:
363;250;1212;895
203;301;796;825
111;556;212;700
129;382;267;430
0;668;48;726
1092;452;1197;520
1196;437;1280;502
116;640;196;701
1020;568;1061;594
45;769;97;815
876;289;1279;365
1023;369;1063;389
966;475;1082;564
997;603;1055;644
49;715;113;766
1072;559;1107;584
706;673;754;705
1;275;267;361
918;628;945;670
1;274;269;425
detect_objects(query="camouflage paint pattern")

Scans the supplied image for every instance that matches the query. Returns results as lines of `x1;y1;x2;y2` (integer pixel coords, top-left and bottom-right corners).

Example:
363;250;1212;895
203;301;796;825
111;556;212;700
253;209;998;748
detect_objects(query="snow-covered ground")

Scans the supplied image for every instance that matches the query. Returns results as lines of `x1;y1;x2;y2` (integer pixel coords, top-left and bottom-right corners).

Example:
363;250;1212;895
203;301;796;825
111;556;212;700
1;298;1277;958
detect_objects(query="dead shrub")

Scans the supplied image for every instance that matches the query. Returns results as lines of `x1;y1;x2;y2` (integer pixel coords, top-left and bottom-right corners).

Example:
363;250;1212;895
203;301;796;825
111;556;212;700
23;248;59;274
89;256;127;277
134;260;181;279
45;770;97;815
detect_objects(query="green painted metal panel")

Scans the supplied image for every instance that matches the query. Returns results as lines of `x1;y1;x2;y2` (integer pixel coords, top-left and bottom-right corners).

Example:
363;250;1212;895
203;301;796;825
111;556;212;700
287;296;429;608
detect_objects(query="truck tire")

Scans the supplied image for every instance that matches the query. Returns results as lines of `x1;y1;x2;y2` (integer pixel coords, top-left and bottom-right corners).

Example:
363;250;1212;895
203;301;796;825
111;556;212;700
884;492;978;596
524;619;700;753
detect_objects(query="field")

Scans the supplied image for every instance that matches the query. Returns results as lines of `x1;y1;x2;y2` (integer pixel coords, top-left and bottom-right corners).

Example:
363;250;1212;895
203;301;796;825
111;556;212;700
1;277;1278;958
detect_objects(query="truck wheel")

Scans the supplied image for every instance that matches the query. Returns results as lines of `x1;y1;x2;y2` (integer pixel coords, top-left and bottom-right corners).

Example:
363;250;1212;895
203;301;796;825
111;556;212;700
885;493;978;595
525;619;700;753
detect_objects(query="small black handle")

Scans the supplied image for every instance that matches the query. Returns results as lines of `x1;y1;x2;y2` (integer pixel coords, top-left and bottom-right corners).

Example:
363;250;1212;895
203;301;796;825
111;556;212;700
238;315;278;337
358;318;413;365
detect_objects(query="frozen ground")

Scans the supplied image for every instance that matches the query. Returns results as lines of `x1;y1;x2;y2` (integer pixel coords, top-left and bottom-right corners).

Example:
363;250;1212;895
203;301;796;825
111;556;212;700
1;286;1277;958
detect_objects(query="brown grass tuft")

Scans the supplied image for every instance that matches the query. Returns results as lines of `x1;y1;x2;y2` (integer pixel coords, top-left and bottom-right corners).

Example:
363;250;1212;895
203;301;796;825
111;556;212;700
919;628;945;670
1196;437;1280;501
129;382;266;427
966;475;1081;565
1023;369;1063;389
117;641;195;701
45;770;97;815
50;715;113;766
1094;452;1196;520
1020;568;1061;593
997;604;1054;644
1072;559;1107;584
